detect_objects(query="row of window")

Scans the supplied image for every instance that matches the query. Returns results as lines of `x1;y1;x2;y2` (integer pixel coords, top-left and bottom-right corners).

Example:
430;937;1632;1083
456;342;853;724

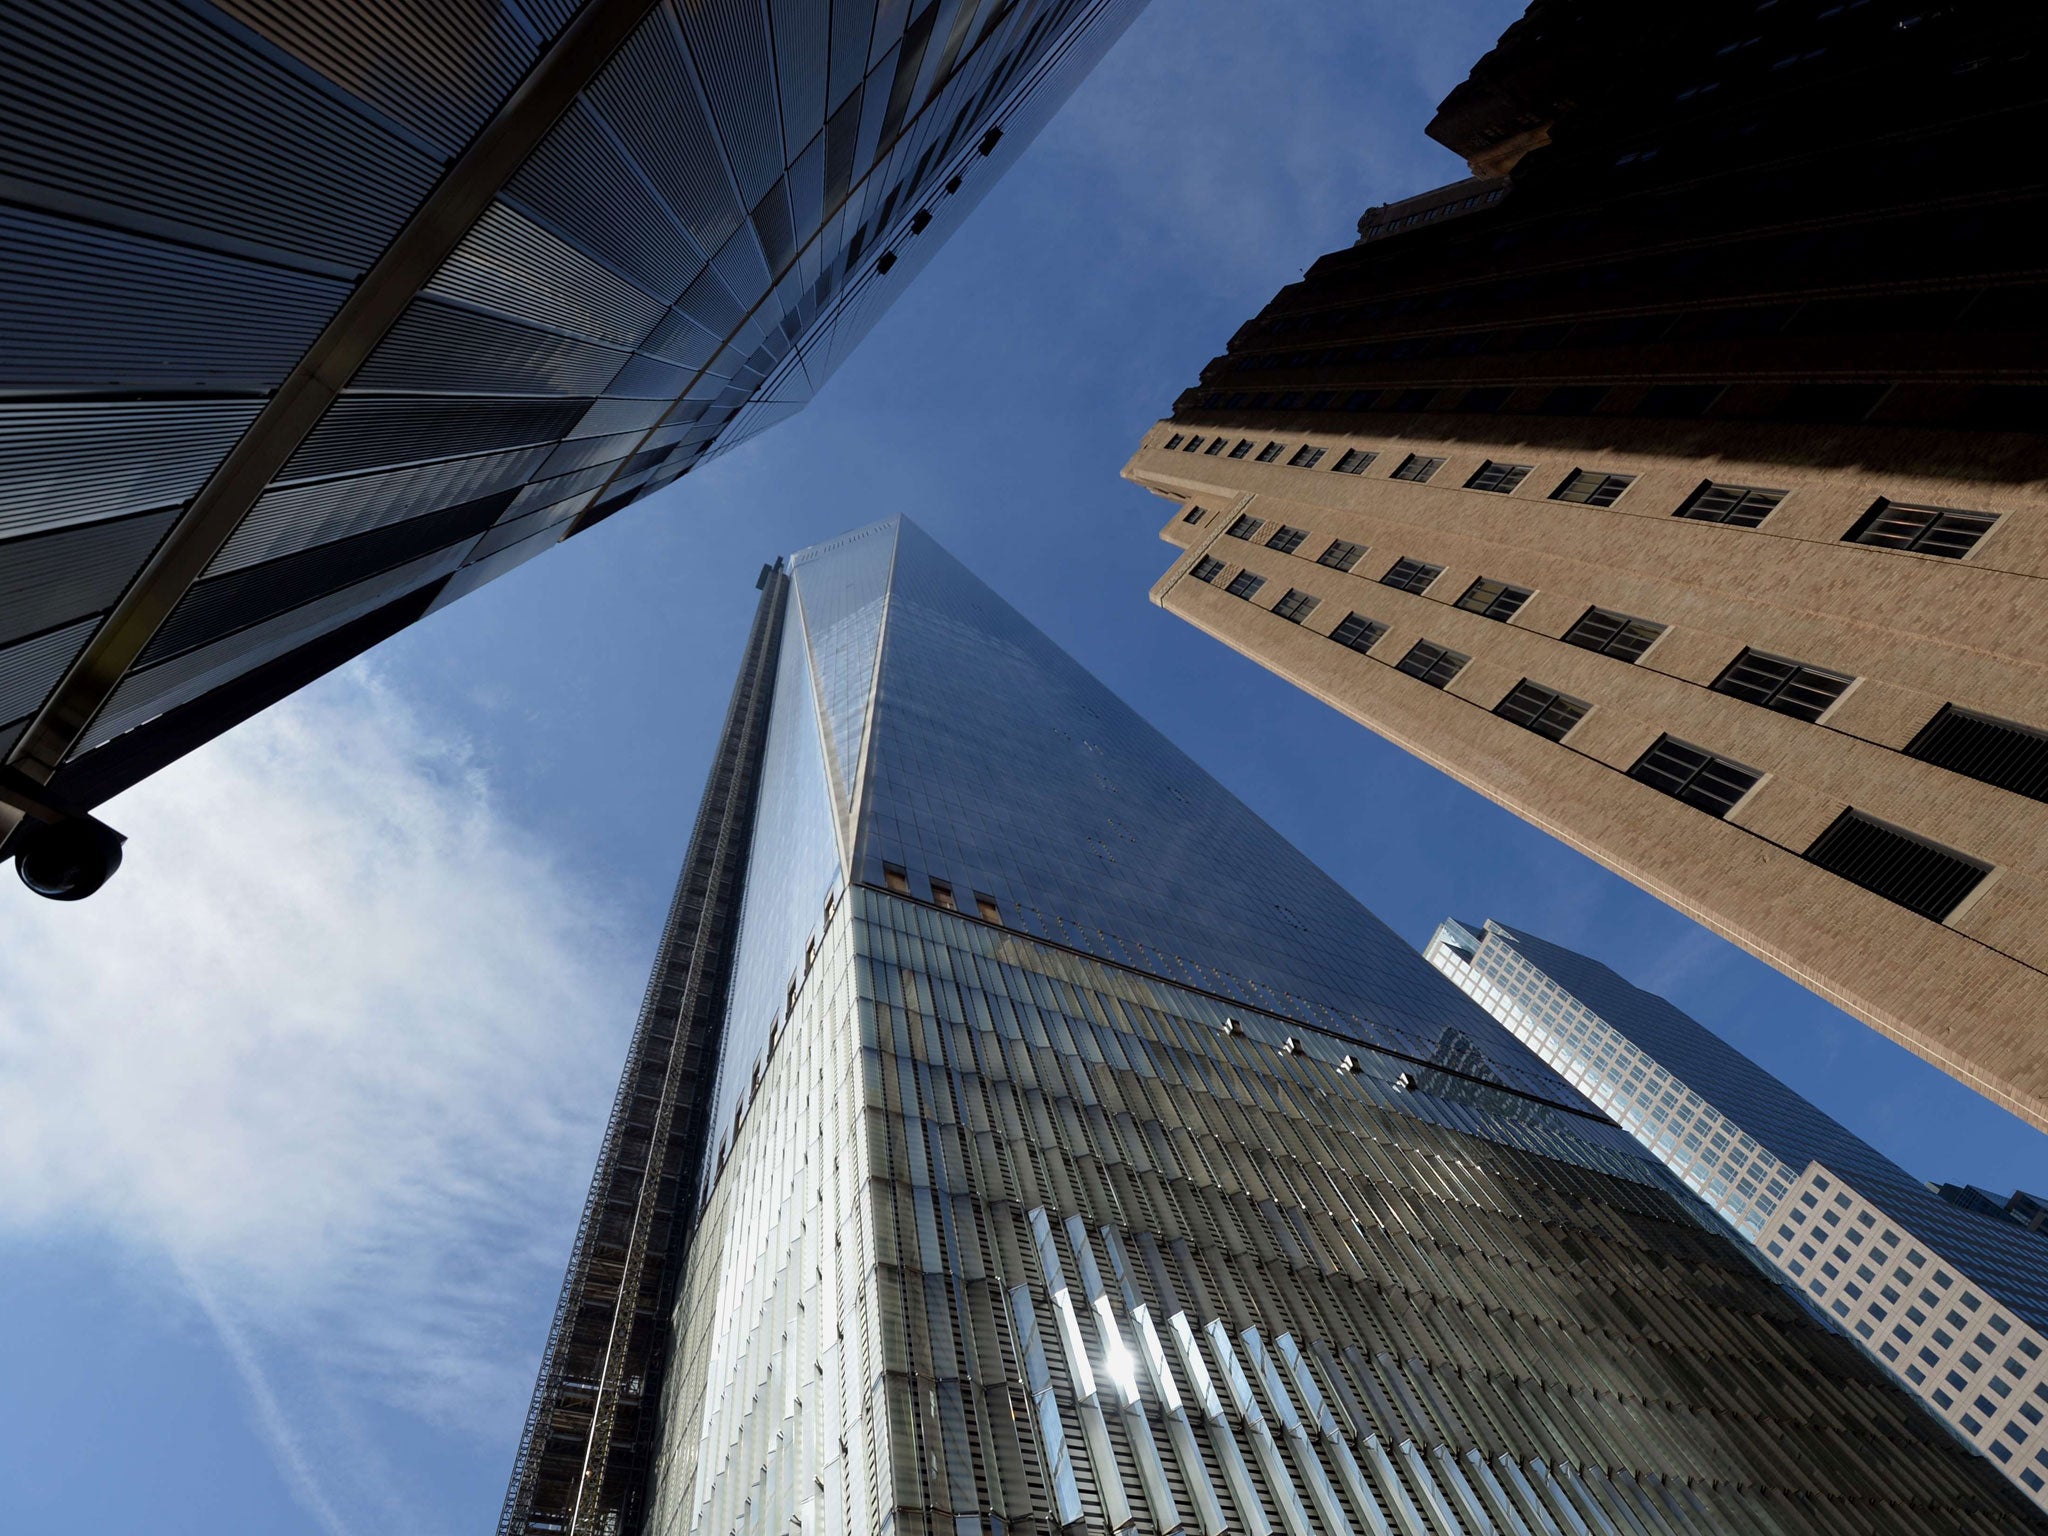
1194;546;2012;923
1159;429;2004;558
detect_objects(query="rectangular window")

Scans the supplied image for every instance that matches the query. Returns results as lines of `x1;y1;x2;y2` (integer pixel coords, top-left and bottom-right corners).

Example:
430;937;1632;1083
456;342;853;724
1224;570;1267;601
1845;499;1997;558
1225;514;1265;541
1332;448;1376;474
1255;442;1286;463
1272;589;1320;624
1317;539;1367;572
1191;557;1225;584
1563;606;1666;662
1455;577;1533;621
1397;640;1469;689
1803;809;1989;921
1381;557;1443;594
1630;735;1762;817
1466;460;1533;494
1203;437;1228;455
1551;469;1636;507
1676;481;1784;527
1330;613;1386;654
929;879;958;911
884;863;911;896
1163;433;1185;450
1287;445;1326;469
1227;438;1254;458
1496;681;1590;742
1181;504;1206;524
1391;453;1445;482
1906;705;2048;804
1265;525;1308;555
973;893;1002;925
1182;436;1204;452
1711;649;1854;723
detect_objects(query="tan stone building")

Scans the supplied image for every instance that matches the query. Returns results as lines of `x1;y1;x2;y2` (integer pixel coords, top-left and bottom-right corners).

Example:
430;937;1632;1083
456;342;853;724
1125;411;2048;1131
1124;0;2048;1129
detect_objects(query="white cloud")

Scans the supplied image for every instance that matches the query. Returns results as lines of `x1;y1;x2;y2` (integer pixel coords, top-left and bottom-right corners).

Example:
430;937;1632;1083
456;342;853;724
0;665;638;1530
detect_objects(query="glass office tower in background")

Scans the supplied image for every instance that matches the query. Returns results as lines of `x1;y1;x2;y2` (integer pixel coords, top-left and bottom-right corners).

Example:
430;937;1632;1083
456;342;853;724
1427;917;2048;1508
505;517;2037;1535
0;0;1143;890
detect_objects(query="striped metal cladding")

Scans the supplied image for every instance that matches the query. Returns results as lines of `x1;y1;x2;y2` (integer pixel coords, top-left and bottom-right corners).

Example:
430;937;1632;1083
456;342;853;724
0;618;100;730
3;0;1147;824
0;512;179;650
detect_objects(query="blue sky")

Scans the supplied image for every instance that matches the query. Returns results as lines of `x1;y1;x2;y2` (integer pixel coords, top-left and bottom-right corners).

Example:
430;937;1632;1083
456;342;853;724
2;4;2042;1533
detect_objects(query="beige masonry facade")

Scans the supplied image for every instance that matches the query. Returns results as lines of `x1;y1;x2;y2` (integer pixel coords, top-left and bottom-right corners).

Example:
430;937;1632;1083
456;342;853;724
1124;415;2048;1132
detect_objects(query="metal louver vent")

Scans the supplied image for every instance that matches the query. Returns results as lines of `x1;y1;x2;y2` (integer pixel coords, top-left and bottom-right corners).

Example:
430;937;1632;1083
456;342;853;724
1906;705;2048;804
1803;809;1989;922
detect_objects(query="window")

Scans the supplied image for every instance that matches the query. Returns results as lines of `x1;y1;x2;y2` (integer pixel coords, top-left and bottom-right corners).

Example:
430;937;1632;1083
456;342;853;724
1288;446;1326;469
1455;578;1532;622
1397;640;1469;688
1466;460;1532;494
1676;481;1784;528
1552;469;1635;507
1163;433;1185;450
884;863;911;896
1712;649;1854;722
1225;514;1265;540
1203;437;1228;455
1182;436;1204;452
1266;525;1308;555
1317;539;1367;572
1227;439;1254;458
1272;589;1320;624
1191;557;1225;583
1391;453;1445;482
1329;613;1385;654
1224;570;1266;600
1496;681;1590;742
974;893;1002;925
929;879;958;911
1630;736;1762;817
1332;448;1376;474
1563;606;1665;663
1181;504;1205;524
1845;499;1997;558
1803;810;1989;921
1381;557;1443;594
1255;442;1286;463
1906;706;2048;804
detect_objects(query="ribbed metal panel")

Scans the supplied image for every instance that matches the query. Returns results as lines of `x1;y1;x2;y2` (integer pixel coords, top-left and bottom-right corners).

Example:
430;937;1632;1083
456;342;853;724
672;263;747;342
673;0;785;205
354;297;633;396
83;545;471;753
567;396;673;439
511;0;586;43
142;491;516;666
708;222;774;324
585;14;746;256
424;516;561;614
769;0;830;155
1;0;439;269
210;446;553;576
468;491;586;562
604;354;696;399
0;616;98;729
0;401;262;540
0;509;178;648
640;307;723;371
427;201;669;347
0;203;347;392
277;397;590;483
504;103;708;302
501;458;628;517
535;430;646;479
208;0;540;159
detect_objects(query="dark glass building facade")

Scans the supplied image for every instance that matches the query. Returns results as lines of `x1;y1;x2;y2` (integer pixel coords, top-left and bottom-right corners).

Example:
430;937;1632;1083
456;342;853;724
0;0;1143;879
509;517;2040;1535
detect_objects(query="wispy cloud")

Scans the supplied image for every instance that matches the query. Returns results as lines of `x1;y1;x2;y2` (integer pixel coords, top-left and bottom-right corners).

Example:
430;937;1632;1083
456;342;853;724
0;666;638;1530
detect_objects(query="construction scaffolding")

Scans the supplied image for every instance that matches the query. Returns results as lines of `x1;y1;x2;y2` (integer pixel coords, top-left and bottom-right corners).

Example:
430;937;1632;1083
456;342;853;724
499;565;788;1536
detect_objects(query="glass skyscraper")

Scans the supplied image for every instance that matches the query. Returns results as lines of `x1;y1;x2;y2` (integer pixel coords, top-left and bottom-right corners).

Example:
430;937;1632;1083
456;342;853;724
1427;916;2048;1508
505;517;2037;1535
0;0;1143;893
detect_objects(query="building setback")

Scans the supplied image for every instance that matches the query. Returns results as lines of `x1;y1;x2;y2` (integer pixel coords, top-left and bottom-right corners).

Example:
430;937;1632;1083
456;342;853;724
1427;916;2048;1509
504;516;2040;1535
0;0;1145;894
1123;0;2048;1131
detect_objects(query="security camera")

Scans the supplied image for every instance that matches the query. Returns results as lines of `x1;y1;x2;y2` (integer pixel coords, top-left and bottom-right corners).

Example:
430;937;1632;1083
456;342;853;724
14;815;126;901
